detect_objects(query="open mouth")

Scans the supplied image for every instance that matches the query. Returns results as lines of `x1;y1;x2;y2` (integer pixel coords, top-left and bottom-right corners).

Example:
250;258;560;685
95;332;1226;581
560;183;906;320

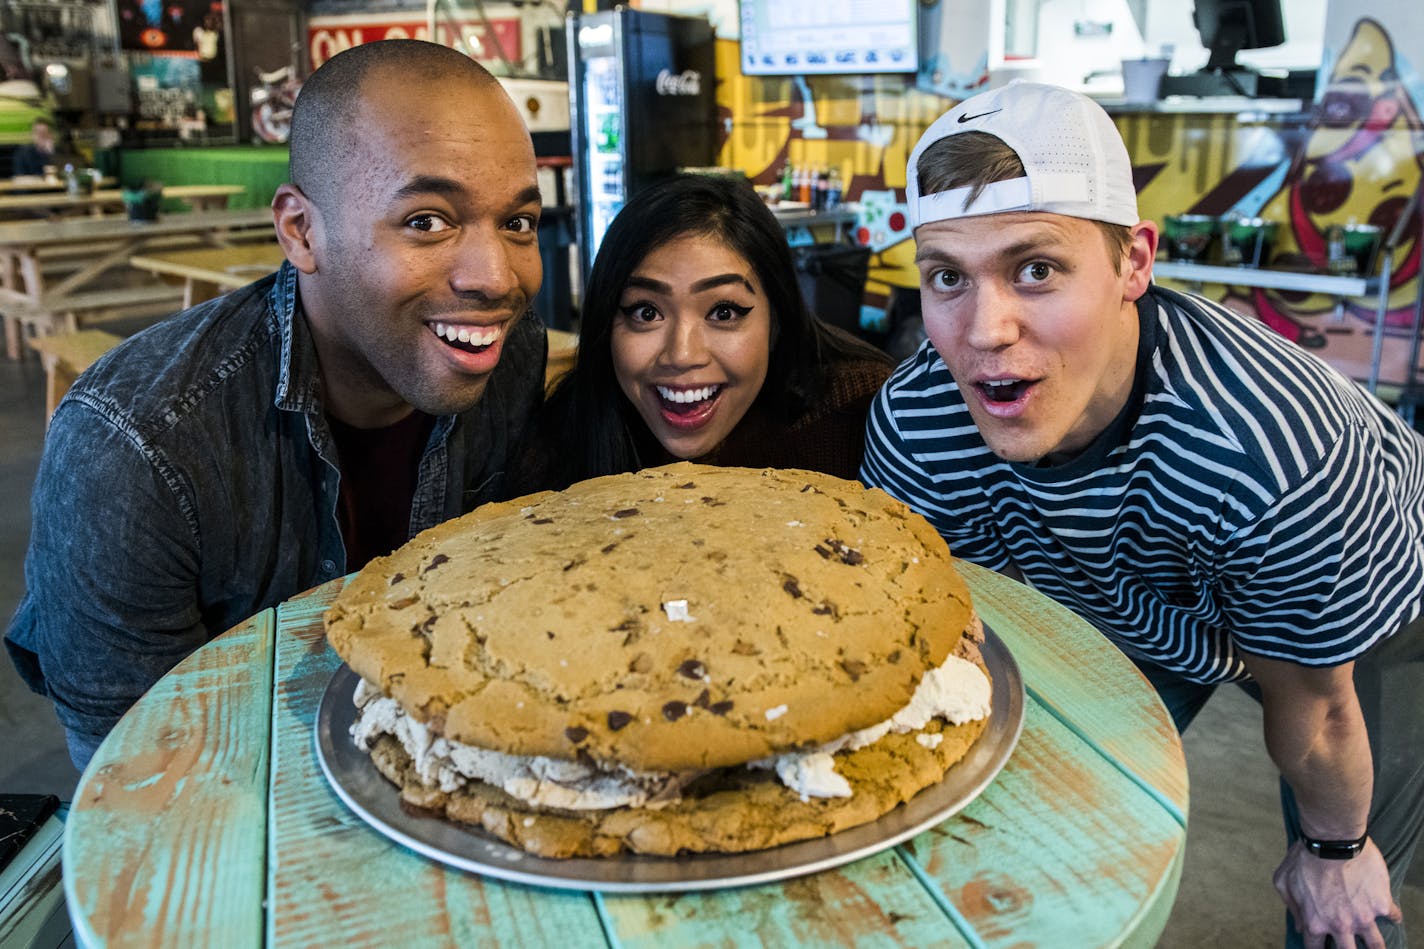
431;320;502;354
656;384;723;418
978;379;1031;403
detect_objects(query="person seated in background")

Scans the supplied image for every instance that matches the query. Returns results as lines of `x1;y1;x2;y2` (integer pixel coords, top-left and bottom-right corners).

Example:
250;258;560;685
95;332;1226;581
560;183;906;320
860;80;1422;948
5;39;549;772
520;173;893;490
10;116;54;177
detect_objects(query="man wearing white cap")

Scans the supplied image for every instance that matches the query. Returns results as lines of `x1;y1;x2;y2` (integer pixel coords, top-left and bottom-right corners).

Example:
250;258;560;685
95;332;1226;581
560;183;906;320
862;81;1423;948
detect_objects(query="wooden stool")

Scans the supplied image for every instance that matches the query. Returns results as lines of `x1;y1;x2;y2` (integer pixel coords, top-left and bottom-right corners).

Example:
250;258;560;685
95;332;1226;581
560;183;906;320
25;329;123;424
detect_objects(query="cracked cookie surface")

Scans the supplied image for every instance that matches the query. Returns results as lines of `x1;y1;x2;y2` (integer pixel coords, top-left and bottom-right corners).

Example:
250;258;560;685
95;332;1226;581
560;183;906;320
326;463;972;773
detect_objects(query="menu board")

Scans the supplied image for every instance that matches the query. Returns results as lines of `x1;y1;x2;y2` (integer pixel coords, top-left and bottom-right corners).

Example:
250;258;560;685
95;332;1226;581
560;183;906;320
739;0;918;76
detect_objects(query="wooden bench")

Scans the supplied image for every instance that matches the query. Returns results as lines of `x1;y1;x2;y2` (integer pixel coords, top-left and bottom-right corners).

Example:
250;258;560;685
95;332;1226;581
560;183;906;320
2;284;184;359
25;328;124;423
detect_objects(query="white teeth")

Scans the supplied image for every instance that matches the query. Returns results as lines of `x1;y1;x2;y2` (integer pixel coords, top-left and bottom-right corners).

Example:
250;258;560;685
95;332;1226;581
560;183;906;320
656;385;719;404
984;380;1016;390
431;322;502;347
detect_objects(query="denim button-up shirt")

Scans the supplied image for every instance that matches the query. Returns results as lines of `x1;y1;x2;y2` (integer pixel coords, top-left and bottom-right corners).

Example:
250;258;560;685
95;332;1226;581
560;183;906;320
5;262;546;768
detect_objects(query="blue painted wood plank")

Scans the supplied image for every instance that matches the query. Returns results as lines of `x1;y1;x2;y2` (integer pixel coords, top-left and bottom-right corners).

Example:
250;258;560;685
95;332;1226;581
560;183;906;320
600;847;974;948
267;579;611;948
64;610;274;949
899;699;1185;948
958;561;1189;817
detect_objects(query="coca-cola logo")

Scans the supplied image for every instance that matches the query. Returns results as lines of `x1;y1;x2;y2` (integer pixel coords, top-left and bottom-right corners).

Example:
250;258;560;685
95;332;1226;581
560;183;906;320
655;69;701;96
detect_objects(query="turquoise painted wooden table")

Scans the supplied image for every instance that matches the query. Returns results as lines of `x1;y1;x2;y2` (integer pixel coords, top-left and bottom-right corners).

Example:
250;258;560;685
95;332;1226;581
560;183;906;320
63;561;1188;948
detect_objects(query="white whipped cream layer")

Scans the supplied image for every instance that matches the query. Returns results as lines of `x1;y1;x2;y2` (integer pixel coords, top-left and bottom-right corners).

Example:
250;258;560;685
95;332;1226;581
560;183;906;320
350;639;991;809
350;679;687;810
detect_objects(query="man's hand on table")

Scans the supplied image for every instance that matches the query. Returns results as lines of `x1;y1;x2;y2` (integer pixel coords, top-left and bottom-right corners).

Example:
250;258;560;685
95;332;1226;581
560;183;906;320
1273;836;1401;949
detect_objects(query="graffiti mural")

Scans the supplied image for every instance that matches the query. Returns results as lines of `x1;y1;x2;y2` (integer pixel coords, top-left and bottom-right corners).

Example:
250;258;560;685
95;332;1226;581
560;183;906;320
714;17;1423;389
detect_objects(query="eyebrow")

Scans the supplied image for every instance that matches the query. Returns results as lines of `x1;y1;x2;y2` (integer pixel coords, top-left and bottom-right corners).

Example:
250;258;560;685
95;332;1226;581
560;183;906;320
390;176;543;208
624;272;755;294
915;237;1066;267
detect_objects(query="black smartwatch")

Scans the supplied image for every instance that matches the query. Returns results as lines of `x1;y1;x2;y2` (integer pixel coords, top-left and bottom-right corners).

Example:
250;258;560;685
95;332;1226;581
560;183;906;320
1301;832;1369;860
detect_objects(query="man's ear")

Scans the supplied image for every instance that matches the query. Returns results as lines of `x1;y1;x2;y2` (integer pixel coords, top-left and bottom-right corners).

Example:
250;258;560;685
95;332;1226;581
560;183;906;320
1123;219;1159;302
272;183;319;274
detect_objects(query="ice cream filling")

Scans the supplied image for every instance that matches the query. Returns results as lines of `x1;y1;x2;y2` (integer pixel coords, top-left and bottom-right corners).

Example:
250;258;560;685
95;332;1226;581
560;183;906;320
350;640;991;810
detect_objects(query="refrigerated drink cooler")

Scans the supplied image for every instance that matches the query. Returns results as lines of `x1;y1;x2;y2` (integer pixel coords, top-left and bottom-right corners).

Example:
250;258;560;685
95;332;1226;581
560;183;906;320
567;8;717;282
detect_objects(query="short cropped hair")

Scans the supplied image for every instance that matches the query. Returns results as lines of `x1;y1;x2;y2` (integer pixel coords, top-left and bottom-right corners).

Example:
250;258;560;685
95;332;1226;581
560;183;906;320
916;131;1132;273
288;40;500;211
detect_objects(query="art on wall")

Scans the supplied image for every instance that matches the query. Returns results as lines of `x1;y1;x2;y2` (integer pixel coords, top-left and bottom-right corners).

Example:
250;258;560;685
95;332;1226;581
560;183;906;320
117;0;224;59
713;13;1423;388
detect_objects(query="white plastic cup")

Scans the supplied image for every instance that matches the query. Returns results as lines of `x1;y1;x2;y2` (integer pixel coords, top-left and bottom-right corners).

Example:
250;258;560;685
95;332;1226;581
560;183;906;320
1122;58;1169;103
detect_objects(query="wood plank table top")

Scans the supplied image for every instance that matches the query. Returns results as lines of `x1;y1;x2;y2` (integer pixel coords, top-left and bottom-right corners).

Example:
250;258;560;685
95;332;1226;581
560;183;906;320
64;561;1187;948
0;185;246;216
128;242;284;308
0;175;117;193
0;207;274;301
127;242;285;289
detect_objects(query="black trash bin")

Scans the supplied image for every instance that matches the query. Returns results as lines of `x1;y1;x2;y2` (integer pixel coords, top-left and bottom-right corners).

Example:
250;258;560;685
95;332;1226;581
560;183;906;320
792;243;871;335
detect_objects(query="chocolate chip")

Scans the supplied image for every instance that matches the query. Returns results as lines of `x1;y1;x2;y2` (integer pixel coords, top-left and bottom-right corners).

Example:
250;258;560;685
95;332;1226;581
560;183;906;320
814;544;832;560
423;553;449;572
613;618;639;632
709;700;734;716
612;508;640;519
782;576;802;598
564;726;589;743
532;517;554;525
389;572;405;584
812;601;839;618
693;689;711;708
662;701;687;721
731;640;759;656
821;538;865;566
546;631;555;640
841;659;868;681
888;649;902;664
676;481;697;489
419;615;437;633
388;595;420;609
601;542;619;555
677;659;706;679
562;556;585;572
608;711;633;731
700;496;726;507
801;484;813;492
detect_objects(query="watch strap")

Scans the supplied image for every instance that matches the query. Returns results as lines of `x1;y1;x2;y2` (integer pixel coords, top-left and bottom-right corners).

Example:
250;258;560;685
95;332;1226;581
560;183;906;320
1301;832;1368;860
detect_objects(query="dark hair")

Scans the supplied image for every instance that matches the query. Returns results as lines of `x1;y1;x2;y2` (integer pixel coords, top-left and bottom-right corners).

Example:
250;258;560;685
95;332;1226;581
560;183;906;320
288;40;498;212
541;173;889;486
917;131;1131;272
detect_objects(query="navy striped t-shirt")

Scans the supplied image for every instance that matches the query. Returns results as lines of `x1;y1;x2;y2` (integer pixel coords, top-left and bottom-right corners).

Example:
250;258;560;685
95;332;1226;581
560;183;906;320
862;285;1424;682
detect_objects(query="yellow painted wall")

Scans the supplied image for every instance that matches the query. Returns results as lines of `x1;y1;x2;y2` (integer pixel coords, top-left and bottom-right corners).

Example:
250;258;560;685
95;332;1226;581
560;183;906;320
712;15;1423;387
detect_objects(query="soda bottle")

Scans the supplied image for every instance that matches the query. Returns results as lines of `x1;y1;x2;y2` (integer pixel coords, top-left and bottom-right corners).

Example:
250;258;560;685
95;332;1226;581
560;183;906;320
780;163;794;203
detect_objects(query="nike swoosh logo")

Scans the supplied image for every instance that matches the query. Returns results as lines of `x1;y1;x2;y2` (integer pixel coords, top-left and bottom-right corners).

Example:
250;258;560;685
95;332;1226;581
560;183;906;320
957;108;1003;123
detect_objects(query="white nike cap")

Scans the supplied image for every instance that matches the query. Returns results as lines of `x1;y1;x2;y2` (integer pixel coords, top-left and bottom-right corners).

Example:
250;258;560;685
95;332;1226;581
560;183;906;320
906;80;1140;230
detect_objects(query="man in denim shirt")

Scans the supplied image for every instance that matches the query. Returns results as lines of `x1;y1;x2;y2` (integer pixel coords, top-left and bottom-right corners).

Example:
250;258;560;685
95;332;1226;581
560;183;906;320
5;41;549;770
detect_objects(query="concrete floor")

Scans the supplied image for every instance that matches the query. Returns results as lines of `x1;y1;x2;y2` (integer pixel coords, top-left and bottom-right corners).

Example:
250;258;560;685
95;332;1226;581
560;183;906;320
0;353;1418;944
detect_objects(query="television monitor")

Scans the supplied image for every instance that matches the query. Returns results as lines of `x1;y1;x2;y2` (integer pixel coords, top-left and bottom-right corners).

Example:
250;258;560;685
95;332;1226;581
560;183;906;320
1193;0;1286;71
1160;0;1287;96
739;0;918;77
